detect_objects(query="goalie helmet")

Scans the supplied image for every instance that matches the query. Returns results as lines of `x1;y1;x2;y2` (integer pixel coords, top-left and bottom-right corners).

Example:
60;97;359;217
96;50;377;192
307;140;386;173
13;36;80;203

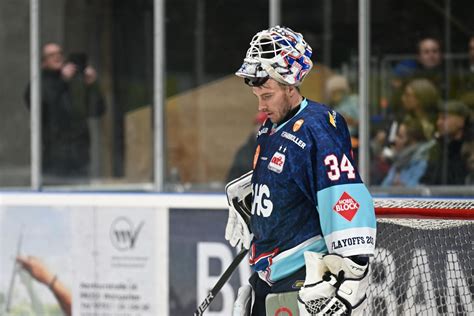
235;25;313;86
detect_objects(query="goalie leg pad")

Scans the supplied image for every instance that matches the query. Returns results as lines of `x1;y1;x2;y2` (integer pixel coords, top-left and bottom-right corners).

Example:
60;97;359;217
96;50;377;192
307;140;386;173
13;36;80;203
233;285;253;316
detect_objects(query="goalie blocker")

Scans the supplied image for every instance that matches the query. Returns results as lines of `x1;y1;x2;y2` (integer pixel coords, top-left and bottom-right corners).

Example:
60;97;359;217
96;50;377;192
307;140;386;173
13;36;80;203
225;171;253;250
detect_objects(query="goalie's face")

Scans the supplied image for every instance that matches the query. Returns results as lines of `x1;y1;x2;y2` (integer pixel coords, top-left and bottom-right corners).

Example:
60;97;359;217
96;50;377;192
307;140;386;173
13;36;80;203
252;79;294;124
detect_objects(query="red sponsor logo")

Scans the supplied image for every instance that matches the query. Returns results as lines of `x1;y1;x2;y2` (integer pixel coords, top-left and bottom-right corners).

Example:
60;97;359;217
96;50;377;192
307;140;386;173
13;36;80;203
333;192;360;221
268;152;285;173
271;155;284;166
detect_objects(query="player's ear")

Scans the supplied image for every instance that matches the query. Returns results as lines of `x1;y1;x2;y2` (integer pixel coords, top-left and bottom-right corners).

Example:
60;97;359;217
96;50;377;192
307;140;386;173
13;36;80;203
288;85;297;96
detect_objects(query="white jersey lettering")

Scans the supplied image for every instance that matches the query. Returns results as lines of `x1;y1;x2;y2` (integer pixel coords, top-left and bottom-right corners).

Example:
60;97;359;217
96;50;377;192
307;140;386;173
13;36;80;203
252;183;274;217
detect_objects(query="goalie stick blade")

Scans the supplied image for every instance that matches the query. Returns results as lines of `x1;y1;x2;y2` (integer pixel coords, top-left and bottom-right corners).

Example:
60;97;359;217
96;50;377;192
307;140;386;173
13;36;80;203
194;248;249;316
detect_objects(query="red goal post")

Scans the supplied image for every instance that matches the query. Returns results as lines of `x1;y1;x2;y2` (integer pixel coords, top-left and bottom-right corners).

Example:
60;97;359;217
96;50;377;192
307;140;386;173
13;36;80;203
368;197;473;315
374;197;474;219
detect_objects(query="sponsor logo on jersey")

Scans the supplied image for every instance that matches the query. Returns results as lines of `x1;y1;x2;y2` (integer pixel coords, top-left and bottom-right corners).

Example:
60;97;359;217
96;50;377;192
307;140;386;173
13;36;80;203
253;145;261;169
268;151;285;173
251;183;274;217
293;119;304;132
332;236;367;250
333;192;360;221
328;110;337;128
258;127;269;137
280;131;306;149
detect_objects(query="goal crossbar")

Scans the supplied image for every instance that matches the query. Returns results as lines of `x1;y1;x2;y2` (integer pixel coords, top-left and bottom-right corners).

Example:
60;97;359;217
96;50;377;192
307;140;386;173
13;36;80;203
374;198;474;219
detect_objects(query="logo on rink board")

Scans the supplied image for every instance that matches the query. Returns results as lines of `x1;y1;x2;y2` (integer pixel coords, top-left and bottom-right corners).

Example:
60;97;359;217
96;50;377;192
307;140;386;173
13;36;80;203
110;217;144;250
333;192;360;221
172;211;472;315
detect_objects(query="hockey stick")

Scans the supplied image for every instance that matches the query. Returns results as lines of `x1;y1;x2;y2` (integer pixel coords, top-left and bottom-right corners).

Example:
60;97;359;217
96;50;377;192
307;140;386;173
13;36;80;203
194;197;251;315
193;247;249;316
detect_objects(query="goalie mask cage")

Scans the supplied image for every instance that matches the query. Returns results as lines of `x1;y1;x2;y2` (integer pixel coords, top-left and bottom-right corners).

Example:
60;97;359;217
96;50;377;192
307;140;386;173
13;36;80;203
369;198;474;316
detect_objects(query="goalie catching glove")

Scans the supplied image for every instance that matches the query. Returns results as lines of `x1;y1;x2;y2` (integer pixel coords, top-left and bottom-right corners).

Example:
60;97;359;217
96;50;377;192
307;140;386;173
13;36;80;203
225;171;253;250
298;252;369;316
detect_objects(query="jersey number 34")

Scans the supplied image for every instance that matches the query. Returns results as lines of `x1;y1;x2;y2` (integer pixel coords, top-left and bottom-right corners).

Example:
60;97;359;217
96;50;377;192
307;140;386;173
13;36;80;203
324;153;356;181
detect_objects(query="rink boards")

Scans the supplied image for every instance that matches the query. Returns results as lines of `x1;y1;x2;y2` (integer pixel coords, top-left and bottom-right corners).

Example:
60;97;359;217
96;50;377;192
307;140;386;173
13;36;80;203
0;192;471;315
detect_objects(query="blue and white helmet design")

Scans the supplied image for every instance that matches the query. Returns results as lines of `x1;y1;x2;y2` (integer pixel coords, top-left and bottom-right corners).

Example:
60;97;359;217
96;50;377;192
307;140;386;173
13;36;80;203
235;26;313;86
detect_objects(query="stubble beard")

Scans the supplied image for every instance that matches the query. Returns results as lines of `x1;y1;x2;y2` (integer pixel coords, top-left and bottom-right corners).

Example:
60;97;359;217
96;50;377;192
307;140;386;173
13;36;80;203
272;91;293;124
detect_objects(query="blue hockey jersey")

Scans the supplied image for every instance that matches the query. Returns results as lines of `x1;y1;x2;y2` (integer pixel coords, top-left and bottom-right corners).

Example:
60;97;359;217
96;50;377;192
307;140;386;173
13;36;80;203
249;98;376;284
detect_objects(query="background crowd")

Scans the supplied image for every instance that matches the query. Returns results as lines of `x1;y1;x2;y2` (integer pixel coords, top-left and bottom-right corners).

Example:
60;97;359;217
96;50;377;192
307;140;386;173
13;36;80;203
367;35;474;187
1;0;474;192
24;35;474;189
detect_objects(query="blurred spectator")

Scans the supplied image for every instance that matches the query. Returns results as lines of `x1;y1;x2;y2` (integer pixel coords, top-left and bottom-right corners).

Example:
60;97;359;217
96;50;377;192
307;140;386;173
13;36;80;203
371;78;440;185
416;37;443;72
381;118;432;187
399;78;439;139
389;37;445;116
325;75;359;138
24;43;105;182
17;255;71;316
421;101;472;185
226;112;267;182
369;127;391;185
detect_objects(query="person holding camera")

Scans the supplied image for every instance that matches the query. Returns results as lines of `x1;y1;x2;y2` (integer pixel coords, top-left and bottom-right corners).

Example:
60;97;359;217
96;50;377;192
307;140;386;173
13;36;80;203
24;42;105;182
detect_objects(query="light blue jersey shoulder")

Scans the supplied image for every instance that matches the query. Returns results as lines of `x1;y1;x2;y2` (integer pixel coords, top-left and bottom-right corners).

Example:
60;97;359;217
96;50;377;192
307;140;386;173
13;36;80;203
293;100;377;256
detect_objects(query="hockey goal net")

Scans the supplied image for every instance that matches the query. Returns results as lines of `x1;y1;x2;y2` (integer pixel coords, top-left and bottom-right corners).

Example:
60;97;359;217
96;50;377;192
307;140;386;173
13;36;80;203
368;198;474;315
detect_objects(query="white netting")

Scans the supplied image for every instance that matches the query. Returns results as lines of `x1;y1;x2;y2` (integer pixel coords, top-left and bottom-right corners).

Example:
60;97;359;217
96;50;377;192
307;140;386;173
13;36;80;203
374;198;474;211
367;198;473;315
376;218;472;229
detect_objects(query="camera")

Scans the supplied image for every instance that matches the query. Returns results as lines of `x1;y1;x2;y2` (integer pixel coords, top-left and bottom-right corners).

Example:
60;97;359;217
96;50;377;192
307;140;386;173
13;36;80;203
68;52;88;73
